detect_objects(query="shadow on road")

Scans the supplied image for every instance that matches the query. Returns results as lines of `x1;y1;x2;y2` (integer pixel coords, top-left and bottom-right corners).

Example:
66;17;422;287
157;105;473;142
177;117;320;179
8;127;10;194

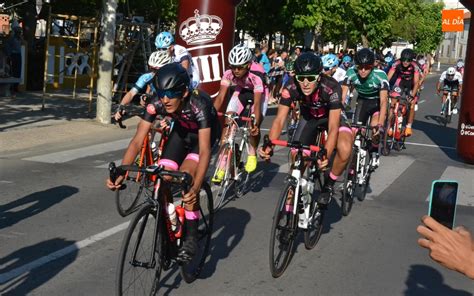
404;264;472;296
0;185;79;230
415;117;461;161
158;207;251;294
0;238;78;295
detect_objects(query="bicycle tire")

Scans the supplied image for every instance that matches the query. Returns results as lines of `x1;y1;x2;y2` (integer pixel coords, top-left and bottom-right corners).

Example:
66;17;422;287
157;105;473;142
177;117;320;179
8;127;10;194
304;173;325;249
116;203;163;296
211;144;234;210
356;150;371;202
115;155;150;217
382;116;394;156
180;182;214;283
235;140;250;198
341;150;357;216
269;183;297;278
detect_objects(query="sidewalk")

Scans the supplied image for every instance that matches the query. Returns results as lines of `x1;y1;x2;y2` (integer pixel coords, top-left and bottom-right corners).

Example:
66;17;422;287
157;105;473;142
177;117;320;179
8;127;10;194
0;92;140;155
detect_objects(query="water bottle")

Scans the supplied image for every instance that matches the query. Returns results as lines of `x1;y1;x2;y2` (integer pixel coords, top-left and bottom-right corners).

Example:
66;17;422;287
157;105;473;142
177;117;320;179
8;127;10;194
397;114;403;131
298;179;309;228
167;203;178;232
151;141;158;162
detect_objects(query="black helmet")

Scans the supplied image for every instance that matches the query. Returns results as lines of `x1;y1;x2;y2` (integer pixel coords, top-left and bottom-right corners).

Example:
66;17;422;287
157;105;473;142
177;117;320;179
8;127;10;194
375;53;384;62
354;48;375;65
154;63;190;92
294;52;323;75
400;48;414;61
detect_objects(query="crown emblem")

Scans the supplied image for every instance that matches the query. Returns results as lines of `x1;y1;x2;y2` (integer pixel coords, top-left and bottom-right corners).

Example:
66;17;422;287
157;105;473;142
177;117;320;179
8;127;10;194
179;9;223;45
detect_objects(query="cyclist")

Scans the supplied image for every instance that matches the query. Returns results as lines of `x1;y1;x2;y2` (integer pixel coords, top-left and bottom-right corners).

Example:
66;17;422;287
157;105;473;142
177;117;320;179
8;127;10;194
342;48;389;167
436;67;463;115
259;53;353;206
455;59;465;76
374;53;386;71
114;51;172;121
212;44;268;182
322;53;346;83
107;63;220;261
387;48;420;137
155;31;200;89
339;55;353;71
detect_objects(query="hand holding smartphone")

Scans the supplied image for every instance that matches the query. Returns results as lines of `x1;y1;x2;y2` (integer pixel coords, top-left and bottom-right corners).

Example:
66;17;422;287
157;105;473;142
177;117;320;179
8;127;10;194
428;180;459;229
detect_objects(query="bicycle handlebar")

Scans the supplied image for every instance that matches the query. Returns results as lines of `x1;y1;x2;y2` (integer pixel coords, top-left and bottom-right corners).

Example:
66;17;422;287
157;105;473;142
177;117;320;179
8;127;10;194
217;112;254;123
271;139;321;152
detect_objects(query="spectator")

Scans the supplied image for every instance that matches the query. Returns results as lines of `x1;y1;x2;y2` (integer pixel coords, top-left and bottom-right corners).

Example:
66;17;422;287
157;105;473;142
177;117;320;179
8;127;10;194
4;26;23;97
417;215;474;279
259;46;271;74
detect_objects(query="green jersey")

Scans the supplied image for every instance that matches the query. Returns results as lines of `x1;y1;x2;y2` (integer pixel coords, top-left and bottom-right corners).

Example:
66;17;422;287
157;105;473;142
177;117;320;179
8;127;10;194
342;68;389;100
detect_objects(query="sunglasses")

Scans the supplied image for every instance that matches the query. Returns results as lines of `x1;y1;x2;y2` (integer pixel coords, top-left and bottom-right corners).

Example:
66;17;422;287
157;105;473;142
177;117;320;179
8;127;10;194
356;64;374;71
156;89;184;99
230;64;249;70
401;58;412;62
295;74;319;83
323;67;332;72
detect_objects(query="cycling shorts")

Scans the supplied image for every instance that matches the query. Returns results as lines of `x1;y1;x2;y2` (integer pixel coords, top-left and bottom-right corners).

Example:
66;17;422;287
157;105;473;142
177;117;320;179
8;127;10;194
353;98;380;125
293;115;351;155
443;81;459;93
225;86;268;116
158;122;220;170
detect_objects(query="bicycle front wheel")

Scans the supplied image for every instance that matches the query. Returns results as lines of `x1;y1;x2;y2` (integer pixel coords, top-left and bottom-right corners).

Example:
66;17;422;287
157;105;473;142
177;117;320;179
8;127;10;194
180;182;214;283
304;174;325;249
211;144;233;210
116;203;163;296
341;150;357;216
269;183;297;278
382;116;394;156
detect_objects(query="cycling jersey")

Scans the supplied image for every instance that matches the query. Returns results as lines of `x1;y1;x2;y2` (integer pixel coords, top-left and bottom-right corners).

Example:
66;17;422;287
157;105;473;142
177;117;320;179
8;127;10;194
332;67;346;83
439;71;463;84
221;68;265;94
343;68;389;100
280;75;343;121
388;60;420;87
132;72;157;94
173;44;200;89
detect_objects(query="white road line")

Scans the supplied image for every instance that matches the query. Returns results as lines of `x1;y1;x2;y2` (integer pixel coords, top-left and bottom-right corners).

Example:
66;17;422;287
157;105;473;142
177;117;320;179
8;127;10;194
23;139;130;163
404;141;456;150
425;166;474;207
0;221;130;285
418;99;426;104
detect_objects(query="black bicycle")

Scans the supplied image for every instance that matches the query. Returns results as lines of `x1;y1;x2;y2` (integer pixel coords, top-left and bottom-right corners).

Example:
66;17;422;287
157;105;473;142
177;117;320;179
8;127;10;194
110;163;214;295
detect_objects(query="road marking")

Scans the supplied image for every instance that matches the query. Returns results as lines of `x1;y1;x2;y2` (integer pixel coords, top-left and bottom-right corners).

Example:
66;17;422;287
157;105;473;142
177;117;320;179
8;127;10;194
418;99;426;104
23;139;130;163
0;221;130;285
366;155;416;200
425;166;474;207
0;180;13;184
404;141;456;150
95;159;122;169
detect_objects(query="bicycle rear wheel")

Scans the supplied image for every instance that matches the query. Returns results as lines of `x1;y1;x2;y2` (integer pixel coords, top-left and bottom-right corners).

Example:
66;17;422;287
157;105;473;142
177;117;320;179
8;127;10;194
116;157;150;217
116;203;163;296
269;183;297;278
180;182;214;283
341;150;357;216
304;174;325;249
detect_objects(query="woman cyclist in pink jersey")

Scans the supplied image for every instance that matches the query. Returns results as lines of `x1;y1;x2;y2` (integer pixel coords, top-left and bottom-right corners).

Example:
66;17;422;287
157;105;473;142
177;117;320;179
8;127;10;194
213;44;268;181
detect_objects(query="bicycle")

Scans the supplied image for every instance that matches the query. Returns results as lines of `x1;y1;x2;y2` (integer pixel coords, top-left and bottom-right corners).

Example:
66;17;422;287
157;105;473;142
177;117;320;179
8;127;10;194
210;111;255;210
286;101;300;141
341;120;379;216
382;88;410;156
440;90;454;127
110;117;171;217
111;163;214;295
264;134;327;278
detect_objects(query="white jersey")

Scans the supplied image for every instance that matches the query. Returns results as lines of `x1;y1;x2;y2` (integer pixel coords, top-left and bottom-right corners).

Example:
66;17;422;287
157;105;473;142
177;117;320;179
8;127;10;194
173;44;200;89
332;67;346;83
439;70;463;84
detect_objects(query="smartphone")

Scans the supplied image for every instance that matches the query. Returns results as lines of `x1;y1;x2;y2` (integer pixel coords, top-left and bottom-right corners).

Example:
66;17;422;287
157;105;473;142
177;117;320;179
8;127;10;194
428;180;459;229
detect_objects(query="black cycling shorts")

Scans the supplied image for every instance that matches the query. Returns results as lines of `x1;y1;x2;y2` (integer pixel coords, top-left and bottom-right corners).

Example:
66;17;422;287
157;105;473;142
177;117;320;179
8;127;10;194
443;80;459;92
293;115;351;148
353;98;380;125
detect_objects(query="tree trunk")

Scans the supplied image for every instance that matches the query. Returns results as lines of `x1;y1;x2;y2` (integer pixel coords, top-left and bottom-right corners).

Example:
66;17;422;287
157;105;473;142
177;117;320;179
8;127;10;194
361;34;369;48
96;0;118;124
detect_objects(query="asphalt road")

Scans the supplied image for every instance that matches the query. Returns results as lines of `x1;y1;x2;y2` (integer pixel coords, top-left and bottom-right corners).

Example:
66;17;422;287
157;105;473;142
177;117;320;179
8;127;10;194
1;72;473;295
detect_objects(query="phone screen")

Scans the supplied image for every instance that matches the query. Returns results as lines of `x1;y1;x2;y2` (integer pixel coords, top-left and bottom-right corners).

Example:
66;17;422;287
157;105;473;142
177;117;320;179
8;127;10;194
429;181;458;229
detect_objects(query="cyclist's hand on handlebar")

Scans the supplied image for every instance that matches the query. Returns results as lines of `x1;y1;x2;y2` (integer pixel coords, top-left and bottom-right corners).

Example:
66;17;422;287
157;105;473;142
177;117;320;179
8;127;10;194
159;119;170;130
114;105;126;121
250;125;259;136
373;124;384;137
182;187;198;206
317;156;329;170
106;175;124;191
258;145;273;161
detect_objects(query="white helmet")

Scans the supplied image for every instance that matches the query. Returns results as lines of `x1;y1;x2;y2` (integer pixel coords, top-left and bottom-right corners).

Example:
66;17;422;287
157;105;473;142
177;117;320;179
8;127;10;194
228;44;253;66
447;67;456;75
457;61;464;68
148;51;172;69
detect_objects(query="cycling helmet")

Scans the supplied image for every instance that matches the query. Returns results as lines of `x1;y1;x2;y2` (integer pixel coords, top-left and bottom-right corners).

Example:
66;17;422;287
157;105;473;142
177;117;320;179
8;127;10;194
148;51;172;69
294;52;323;75
154;63;190;92
322;53;339;69
155;31;174;49
228;44;253;66
342;55;352;63
400;48;415;61
457;61;464;68
447;67;456;75
354;48;375;65
384;56;393;63
375;53;384;62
